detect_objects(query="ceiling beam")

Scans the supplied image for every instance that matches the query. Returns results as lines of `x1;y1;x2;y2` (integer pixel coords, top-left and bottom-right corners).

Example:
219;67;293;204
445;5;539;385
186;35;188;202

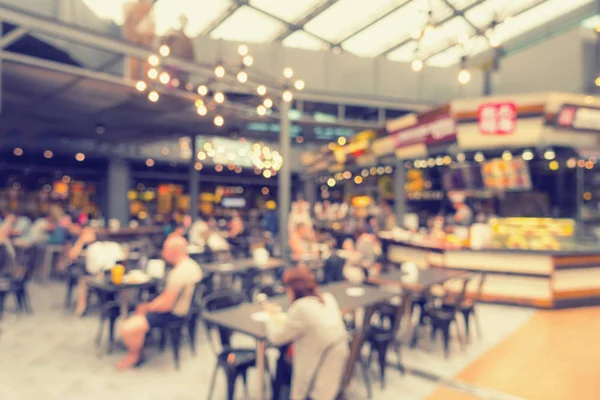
273;0;341;42
336;0;413;45
248;4;334;47
377;0;487;57
423;0;553;62
0;26;28;49
200;1;244;36
440;0;485;36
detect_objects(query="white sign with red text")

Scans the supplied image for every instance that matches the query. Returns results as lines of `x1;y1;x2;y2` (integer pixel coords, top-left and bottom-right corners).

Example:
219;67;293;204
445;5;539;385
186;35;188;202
478;102;517;135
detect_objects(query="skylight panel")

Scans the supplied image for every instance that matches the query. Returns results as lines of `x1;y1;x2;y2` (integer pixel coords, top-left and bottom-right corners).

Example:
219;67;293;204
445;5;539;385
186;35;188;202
283;30;329;51
250;0;325;23
211;5;285;43
154;0;233;37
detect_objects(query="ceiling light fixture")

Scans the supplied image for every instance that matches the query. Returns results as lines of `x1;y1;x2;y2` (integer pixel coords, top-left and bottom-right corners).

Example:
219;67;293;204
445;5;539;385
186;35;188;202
263;98;273;108
238;44;249;56
283;67;294;79
294;80;305;90
214;115;224;127
135;81;147;91
147;68;158;80
412;59;423;72
243;55;254;67
282;90;293;102
148;55;160;66
214;92;225;104
237;70;248;83
159;71;170;85
214;65;225;78
197;85;208;96
159;45;170;57
148;91;159;102
257;85;267;96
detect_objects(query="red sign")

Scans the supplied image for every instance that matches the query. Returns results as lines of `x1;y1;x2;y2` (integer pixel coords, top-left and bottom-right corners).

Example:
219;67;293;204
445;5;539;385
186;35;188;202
557;105;600;131
393;115;457;149
478;102;517;135
557;106;576;127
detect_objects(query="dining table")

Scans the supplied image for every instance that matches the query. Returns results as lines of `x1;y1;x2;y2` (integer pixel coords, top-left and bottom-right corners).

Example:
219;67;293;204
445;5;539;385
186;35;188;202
88;276;161;353
202;281;401;399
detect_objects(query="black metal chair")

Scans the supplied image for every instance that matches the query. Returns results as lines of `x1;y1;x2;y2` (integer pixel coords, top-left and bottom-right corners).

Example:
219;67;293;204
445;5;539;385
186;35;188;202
420;276;471;358
452;273;487;341
0;242;36;318
202;290;264;400
64;258;86;309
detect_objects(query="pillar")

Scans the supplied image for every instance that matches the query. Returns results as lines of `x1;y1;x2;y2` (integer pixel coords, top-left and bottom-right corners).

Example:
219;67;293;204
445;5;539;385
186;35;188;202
278;99;291;260
303;176;316;206
394;158;406;226
0;21;3;116
189;135;199;222
107;158;131;227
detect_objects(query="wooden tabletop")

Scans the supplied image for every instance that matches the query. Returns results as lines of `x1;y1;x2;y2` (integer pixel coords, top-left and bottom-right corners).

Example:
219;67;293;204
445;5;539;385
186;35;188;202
88;277;160;292
202;281;396;340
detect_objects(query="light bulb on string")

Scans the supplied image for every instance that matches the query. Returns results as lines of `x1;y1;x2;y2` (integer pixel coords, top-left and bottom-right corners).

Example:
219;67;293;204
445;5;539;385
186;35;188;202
489;33;501;48
458;68;471;84
256;105;267;116
282;90;293;102
197;106;207;116
197;85;208;96
283;67;294;79
238;44;249;56
214;92;225;104
294;80;305;90
243;55;254;67
257;85;267;96
412;59;423;72
148;91;159;102
214;115;224;127
148;55;160;66
214;65;225;78
263;98;273;108
195;99;204;108
147;68;158;80
237;70;248;83
159;71;170;85
135;81;147;92
159;45;170;57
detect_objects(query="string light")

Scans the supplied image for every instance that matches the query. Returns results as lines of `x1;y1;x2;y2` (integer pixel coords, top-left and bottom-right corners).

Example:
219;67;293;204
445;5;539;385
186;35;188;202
197;106;207;116
159;71;170;85
283;67;294;78
294;80;305;90
282;90;293;102
412;59;423;72
214;92;225;104
489;34;501;48
263;170;272;178
146;159;155;167
263;98;273;108
337;137;347;146
148;55;160;66
256;105;267;116
148;91;159;102
237;70;248;83
522;149;534;161
214;115;224;127
135;81;147;91
195;99;204;108
147;68;158;80
458;68;471;84
159;45;170;57
214;65;225;78
257;85;267;95
13;148;23;156
243;55;254;67
238;44;249;56
197;85;208;96
75;153;85;162
43;150;53;159
194;162;203;171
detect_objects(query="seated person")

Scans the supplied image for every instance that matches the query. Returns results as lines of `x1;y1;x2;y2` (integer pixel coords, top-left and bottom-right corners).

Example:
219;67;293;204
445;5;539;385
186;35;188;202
118;235;202;369
14;214;51;247
264;266;349;400
343;227;382;283
188;217;209;251
10;212;32;238
289;222;318;261
67;227;126;316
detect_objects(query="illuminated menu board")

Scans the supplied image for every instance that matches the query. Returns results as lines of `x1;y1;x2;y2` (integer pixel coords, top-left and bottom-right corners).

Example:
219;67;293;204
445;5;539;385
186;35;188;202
481;158;531;191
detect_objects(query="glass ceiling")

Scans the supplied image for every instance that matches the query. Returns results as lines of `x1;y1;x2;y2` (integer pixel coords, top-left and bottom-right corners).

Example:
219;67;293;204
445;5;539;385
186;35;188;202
82;0;595;67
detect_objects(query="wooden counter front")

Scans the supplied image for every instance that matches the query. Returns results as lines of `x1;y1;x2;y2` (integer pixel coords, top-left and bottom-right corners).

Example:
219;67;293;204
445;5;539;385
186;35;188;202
381;237;600;309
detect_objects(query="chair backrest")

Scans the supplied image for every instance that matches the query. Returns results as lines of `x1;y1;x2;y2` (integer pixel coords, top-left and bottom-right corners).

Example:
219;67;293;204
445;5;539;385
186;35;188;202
471;272;487;305
305;333;351;400
447;275;472;313
250;282;285;302
201;290;248;349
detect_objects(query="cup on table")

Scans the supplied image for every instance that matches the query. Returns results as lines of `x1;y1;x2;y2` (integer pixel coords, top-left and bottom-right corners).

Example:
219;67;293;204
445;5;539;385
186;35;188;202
111;264;125;285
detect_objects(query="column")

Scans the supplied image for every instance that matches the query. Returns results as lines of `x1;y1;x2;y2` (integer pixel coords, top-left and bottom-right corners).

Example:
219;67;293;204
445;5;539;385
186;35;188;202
0;21;3;116
278;99;291;261
189;135;199;222
107;158;131;227
394;158;406;226
303;176;316;206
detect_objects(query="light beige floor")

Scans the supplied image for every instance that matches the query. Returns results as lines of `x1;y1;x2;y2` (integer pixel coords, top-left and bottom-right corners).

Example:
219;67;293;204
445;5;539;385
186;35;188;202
428;307;600;400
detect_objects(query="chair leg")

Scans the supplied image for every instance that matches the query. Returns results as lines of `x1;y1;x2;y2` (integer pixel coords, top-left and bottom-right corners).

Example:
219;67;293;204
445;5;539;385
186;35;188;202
159;330;167;352
187;315;198;355
394;340;405;375
359;358;372;399
65;280;74;309
440;322;451;359
241;369;249;397
226;370;237;400
206;363;219;400
375;341;389;389
108;314;118;354
169;327;182;369
0;292;5;320
95;318;105;348
453;320;466;352
461;309;471;342
23;289;33;313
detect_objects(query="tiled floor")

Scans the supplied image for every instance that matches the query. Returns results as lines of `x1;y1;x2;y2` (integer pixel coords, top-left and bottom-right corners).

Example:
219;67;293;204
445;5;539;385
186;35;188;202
0;283;533;400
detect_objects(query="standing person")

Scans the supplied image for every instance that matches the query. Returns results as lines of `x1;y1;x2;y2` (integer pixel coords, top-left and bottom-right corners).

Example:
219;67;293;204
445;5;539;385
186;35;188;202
117;235;202;369
264;266;349;400
450;193;473;227
289;223;318;261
